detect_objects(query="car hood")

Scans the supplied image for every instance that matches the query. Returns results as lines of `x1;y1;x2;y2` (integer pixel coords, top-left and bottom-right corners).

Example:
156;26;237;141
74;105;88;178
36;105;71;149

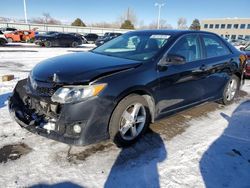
31;52;142;84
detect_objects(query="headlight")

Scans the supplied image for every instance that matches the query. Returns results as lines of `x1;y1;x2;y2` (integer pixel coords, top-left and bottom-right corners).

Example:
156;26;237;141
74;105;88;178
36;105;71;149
51;83;107;103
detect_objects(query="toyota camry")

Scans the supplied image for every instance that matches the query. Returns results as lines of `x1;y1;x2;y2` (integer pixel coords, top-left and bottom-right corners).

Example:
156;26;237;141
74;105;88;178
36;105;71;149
9;30;246;147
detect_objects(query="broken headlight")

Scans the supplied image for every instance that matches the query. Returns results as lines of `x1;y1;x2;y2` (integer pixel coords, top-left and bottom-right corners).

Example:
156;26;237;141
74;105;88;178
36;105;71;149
51;84;106;103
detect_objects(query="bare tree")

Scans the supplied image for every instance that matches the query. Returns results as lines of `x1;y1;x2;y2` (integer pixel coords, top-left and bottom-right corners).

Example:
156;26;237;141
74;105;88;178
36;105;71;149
91;21;120;28
118;7;137;27
177;17;188;30
142;19;173;29
31;13;61;25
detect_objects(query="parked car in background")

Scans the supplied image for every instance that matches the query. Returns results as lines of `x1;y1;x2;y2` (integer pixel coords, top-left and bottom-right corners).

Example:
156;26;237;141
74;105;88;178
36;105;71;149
95;32;122;46
104;32;122;37
4;30;35;42
241;44;250;78
36;32;82;47
9;30;246;147
68;32;85;43
36;31;60;37
230;38;249;47
0;31;8;46
0;27;17;34
82;33;99;43
35;31;60;44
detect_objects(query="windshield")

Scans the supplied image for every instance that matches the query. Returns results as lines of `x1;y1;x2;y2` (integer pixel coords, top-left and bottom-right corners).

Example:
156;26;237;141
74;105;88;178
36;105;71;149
92;33;171;61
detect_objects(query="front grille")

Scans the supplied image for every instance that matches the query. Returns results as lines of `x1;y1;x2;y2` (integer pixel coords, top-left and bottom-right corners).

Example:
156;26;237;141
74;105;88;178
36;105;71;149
28;77;59;97
36;86;56;96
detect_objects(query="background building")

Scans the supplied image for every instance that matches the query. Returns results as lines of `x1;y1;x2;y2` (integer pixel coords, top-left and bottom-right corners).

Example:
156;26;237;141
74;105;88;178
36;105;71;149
201;18;250;40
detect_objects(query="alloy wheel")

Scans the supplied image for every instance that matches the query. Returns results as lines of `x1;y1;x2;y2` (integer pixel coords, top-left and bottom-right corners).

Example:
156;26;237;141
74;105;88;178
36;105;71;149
119;103;146;141
226;78;237;101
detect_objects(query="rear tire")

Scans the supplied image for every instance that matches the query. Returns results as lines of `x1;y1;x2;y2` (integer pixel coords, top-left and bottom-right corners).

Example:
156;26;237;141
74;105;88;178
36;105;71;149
109;94;150;147
222;75;240;105
71;41;78;48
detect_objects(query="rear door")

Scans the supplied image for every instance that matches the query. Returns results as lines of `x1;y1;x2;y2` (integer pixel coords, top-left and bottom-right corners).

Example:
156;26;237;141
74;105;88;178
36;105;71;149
199;34;233;99
58;34;70;46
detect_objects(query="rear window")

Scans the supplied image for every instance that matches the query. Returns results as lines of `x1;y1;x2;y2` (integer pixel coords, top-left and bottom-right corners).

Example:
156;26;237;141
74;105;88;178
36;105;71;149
202;35;231;58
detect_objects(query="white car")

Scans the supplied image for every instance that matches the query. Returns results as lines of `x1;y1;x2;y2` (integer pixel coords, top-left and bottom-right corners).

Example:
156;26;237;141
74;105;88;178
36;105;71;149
0;27;17;34
0;31;8;46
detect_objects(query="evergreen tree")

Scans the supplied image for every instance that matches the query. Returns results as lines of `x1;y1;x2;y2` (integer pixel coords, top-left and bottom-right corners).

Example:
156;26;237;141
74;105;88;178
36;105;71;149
71;18;86;27
189;19;201;30
120;20;134;29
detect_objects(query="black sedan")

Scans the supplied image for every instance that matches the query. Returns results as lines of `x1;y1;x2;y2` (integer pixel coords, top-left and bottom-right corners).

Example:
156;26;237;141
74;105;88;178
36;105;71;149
82;33;99;44
95;32;122;46
9;30;246;147
35;33;82;47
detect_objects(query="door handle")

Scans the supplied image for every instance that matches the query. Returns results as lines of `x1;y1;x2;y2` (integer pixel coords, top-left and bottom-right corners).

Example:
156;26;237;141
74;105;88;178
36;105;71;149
192;64;208;74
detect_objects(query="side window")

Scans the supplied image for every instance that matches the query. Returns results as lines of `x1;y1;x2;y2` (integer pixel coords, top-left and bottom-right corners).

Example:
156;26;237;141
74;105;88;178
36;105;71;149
168;35;201;62
202;35;231;58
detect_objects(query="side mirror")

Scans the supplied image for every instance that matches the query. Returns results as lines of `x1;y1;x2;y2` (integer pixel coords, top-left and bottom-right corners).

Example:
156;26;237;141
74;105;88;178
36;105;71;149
158;54;186;71
166;54;186;65
240;47;245;51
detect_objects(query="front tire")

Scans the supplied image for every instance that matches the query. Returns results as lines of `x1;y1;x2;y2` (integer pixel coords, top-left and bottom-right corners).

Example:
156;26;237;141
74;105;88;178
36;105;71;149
7;38;13;43
222;75;239;105
44;41;52;47
0;39;6;46
109;94;150;147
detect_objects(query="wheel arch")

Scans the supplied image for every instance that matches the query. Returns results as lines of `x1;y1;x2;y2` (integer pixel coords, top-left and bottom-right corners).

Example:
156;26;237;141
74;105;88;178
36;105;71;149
113;87;156;124
0;38;7;45
234;71;241;79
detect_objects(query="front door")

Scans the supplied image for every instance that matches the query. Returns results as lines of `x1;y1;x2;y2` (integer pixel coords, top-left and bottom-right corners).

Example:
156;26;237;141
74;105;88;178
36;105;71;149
156;34;207;115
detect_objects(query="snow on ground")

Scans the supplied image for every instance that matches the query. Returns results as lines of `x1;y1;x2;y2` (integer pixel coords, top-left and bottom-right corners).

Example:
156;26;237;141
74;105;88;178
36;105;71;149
0;43;249;188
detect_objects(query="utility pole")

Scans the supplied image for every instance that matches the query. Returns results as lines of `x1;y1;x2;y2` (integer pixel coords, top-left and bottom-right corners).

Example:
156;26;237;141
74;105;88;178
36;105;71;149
155;2;165;29
23;0;28;23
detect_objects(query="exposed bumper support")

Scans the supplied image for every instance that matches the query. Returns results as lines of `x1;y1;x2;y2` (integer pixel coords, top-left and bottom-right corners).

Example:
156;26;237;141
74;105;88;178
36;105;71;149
9;79;113;146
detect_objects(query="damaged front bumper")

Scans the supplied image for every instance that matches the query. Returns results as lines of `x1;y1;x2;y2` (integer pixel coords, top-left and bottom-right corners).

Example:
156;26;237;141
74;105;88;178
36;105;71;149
9;79;113;146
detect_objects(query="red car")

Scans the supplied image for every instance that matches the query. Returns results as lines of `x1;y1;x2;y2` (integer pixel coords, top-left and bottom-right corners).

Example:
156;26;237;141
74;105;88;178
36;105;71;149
242;44;250;78
4;30;35;43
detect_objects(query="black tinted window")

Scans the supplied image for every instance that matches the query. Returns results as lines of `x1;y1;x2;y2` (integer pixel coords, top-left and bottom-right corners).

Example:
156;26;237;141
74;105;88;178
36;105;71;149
221;24;225;29
202;35;231;58
168;35;201;62
240;24;246;29
227;24;232;29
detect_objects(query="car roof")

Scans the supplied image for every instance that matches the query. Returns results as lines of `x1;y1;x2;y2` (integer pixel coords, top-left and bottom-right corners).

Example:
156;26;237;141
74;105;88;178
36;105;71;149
128;29;217;37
